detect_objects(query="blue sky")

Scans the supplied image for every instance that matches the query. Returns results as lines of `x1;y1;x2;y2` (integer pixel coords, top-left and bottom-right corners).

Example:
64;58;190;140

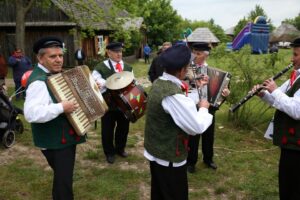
171;0;300;30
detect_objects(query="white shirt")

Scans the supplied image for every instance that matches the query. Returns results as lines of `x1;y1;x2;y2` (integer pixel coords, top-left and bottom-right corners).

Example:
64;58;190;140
24;64;64;123
261;69;300;120
144;72;213;167
92;59;127;93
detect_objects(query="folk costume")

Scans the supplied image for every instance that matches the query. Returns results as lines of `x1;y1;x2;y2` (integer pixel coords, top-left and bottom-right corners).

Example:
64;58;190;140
144;45;213;200
24;36;86;200
260;37;300;199
187;42;218;171
92;42;133;164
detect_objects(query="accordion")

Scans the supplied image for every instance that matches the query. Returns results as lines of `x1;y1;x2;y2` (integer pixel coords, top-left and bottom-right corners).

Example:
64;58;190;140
206;67;231;108
187;66;231;108
47;65;108;136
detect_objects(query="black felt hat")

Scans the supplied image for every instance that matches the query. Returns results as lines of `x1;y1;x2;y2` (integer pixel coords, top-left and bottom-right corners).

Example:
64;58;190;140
291;37;300;48
106;42;124;51
160;44;191;70
192;42;211;51
33;36;63;54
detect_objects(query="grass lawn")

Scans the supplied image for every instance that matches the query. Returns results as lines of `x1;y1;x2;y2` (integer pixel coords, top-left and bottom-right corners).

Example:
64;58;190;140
0;54;284;200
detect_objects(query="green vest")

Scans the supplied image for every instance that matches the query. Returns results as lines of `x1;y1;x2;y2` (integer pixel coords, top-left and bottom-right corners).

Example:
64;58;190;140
94;60;133;79
144;79;189;162
273;78;300;150
27;66;86;149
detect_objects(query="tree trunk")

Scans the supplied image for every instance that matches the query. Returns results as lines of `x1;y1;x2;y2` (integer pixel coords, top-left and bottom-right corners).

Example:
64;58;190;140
14;0;35;54
15;0;26;52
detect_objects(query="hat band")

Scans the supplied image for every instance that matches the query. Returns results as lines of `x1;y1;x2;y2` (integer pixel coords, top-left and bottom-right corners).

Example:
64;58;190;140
42;41;63;48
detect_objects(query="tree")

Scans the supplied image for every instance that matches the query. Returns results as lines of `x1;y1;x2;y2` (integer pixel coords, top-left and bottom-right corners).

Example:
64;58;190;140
141;0;181;46
284;13;300;30
233;17;248;37
248;5;268;22
177;18;228;43
15;0;35;53
233;5;271;37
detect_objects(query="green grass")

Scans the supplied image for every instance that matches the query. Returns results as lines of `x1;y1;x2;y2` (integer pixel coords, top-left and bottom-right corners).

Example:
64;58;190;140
0;52;287;199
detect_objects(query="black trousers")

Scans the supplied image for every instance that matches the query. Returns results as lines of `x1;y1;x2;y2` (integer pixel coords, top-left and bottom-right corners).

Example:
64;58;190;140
101;110;130;156
150;161;188;200
41;145;76;200
279;148;300;200
187;111;216;165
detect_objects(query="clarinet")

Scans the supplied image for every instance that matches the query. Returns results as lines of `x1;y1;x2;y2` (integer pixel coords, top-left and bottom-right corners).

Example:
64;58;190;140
229;63;294;113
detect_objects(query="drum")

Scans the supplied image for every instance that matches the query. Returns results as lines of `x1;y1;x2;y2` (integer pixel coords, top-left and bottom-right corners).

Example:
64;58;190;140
105;72;147;123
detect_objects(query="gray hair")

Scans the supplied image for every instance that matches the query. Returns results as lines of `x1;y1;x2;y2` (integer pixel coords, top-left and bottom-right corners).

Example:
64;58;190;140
37;46;63;57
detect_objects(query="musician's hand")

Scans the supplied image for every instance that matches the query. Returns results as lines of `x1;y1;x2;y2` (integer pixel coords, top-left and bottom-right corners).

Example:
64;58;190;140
61;101;78;113
96;81;102;89
251;84;265;97
222;87;230;97
262;78;277;93
198;99;210;109
196;74;209;87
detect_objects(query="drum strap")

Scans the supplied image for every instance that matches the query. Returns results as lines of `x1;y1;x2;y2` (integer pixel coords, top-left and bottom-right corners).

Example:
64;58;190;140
108;59;116;73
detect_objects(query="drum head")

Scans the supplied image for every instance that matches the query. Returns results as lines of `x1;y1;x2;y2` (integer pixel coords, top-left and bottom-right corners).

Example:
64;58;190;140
106;71;134;90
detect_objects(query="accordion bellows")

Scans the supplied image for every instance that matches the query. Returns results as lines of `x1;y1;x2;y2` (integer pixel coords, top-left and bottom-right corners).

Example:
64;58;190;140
47;65;108;135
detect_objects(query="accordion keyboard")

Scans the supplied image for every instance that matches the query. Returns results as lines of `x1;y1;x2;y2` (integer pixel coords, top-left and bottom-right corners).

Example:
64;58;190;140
49;74;90;134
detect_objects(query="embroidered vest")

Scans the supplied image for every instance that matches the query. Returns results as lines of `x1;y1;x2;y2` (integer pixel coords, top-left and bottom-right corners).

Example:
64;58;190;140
273;78;300;150
94;60;132;79
27;66;86;149
144;79;189;162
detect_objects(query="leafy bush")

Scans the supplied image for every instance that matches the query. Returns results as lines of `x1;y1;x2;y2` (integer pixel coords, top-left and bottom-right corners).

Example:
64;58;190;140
210;45;292;128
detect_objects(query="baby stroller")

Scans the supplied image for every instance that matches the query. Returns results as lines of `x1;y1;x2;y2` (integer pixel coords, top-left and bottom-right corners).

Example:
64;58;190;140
0;84;24;148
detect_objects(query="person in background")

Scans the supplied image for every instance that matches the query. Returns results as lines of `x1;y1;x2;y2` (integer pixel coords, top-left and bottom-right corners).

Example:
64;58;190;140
252;37;300;200
148;42;172;83
92;42;133;164
0;52;8;91
144;44;151;64
144;44;213;200
24;36;86;200
8;48;32;100
74;48;85;65
186;42;230;173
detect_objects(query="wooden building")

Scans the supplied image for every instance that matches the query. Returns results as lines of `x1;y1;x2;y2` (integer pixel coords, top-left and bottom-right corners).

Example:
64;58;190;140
0;0;142;67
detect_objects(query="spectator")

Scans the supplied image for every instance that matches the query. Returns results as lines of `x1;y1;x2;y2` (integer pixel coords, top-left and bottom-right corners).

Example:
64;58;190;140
143;44;151;64
0;52;8;90
8;48;32;100
148;42;172;83
75;48;85;65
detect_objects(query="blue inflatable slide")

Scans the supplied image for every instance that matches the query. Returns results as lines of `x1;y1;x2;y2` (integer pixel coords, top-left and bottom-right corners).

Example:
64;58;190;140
232;16;269;54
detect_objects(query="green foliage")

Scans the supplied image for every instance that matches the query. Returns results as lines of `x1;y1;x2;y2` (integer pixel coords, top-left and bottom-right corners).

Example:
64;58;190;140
110;26;142;56
248;5;268;22
233;5;271;37
141;0;182;46
112;0;143;17
283;12;300;30
177;18;228;43
234;17;248;37
210;46;292;128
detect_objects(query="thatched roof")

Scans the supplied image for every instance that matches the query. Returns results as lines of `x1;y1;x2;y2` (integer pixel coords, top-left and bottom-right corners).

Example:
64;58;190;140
51;0;125;30
225;26;235;36
51;0;142;30
187;27;220;43
270;23;300;42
